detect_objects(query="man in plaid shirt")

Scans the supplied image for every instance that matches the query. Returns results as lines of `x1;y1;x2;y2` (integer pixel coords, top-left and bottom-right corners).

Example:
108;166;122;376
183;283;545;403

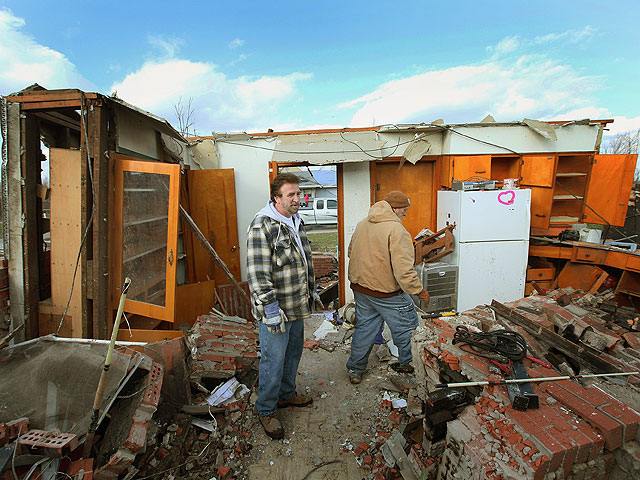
247;173;321;439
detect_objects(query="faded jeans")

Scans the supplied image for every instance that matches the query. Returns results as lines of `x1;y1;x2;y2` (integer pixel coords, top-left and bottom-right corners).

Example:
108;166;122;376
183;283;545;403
256;318;304;416
346;291;418;375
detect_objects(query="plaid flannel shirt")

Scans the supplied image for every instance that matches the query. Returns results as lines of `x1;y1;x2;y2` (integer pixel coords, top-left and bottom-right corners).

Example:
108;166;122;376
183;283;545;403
246;214;315;322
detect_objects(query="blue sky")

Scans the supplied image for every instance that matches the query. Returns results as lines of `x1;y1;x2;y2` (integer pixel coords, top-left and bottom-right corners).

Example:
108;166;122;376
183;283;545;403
1;1;639;136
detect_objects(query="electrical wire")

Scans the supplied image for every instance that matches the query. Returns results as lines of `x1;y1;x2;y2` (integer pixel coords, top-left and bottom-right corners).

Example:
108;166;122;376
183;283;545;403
214;125;415;158
55;93;96;336
452;326;527;362
444;126;522;156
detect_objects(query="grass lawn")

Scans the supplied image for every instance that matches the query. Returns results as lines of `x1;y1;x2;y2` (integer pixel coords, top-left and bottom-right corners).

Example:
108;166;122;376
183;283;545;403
307;231;338;253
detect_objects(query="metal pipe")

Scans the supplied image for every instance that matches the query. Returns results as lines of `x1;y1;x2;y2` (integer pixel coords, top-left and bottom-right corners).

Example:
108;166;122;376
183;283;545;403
83;277;131;458
435;371;639;389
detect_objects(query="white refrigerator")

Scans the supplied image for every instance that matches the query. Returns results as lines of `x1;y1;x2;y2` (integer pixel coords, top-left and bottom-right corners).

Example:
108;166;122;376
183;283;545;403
436;189;531;313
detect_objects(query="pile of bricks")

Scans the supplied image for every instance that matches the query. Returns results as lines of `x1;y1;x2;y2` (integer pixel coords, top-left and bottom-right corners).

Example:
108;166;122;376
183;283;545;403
94;354;164;480
412;295;640;480
312;252;337;279
189;314;257;382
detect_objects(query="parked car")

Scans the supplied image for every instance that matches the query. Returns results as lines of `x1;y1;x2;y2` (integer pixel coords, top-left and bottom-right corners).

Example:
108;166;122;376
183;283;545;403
298;198;337;225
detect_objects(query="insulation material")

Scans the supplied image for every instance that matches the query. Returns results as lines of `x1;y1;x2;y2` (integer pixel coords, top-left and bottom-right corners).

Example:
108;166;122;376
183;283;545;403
189;139;220;169
402;133;432;164
523;118;557;141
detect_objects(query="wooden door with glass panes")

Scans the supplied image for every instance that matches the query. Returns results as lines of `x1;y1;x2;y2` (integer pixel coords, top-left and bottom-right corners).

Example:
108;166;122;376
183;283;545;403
114;157;180;322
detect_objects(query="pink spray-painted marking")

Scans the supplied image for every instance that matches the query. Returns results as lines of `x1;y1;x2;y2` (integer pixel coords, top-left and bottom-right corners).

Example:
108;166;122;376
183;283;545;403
498;190;515;205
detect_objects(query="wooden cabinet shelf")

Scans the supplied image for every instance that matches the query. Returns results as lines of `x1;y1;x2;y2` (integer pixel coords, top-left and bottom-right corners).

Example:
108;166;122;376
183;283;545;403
550;216;580;223
553;195;583;200
123;215;168;227
556;172;587;177
123;243;167;264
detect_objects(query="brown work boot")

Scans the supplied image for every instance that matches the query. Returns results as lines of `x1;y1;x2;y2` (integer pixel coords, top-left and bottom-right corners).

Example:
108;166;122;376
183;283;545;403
277;391;313;408
259;413;284;439
390;362;414;374
348;369;363;384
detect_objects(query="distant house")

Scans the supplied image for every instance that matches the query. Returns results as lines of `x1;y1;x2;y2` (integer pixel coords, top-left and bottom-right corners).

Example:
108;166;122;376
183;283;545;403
281;167;337;204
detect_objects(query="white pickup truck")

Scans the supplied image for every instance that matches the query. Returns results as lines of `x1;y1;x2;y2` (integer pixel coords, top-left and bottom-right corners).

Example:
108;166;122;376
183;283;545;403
298;198;338;225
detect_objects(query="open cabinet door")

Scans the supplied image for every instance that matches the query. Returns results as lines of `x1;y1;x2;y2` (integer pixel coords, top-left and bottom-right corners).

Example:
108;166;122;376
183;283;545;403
583;154;637;226
114;158;180;322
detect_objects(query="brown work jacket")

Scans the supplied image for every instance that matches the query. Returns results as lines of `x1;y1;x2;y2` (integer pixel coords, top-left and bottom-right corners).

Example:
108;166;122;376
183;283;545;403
348;201;423;296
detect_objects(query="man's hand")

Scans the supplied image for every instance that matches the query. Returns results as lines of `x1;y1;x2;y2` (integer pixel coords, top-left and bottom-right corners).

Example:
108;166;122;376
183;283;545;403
418;289;430;306
263;301;287;334
312;292;324;312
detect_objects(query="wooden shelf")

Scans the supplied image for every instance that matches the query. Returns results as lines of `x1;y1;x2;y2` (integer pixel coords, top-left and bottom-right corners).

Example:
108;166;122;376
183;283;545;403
550;216;580;223
556;173;587;177
123;215;168;227
123;243;167;264
124;188;157;192
553;195;583;200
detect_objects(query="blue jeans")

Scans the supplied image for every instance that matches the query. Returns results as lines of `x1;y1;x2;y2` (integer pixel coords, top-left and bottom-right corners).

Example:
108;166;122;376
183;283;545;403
257;318;304;416
346;291;418;375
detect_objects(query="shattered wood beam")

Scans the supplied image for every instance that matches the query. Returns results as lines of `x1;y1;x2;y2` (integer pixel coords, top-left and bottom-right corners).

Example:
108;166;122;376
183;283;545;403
179;205;251;307
490;300;620;374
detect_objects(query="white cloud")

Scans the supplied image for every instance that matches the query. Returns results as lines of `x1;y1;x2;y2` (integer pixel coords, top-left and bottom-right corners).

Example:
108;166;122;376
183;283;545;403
605;115;640;136
148;35;184;58
0;8;92;94
228;38;245;49
110;59;311;133
342;55;601;126
534;25;597;45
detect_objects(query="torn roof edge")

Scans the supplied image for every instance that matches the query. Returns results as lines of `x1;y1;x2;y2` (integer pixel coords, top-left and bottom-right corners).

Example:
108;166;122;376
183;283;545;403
190;118;613;142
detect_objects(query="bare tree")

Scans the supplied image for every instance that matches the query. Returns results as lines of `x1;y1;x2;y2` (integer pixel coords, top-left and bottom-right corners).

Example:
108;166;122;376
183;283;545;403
601;128;639;154
173;96;197;137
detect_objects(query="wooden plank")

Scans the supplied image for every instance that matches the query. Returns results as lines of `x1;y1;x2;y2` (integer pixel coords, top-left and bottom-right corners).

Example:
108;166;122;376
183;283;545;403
175;280;216;327
116;329;183;342
186;169;241;285
337;164;346;306
584;154;637;226
5;91;97;104
22;113;41;339
520;155;555;187
490;300;619;374
91;103;111;339
588;271;609;294
49;148;83;337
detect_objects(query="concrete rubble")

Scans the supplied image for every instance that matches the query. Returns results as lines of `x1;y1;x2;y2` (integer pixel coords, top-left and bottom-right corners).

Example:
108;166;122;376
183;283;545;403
411;287;640;480
1;286;639;479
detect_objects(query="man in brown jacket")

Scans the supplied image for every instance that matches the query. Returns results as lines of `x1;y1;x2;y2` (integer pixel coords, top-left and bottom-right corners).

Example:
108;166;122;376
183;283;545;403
346;191;430;384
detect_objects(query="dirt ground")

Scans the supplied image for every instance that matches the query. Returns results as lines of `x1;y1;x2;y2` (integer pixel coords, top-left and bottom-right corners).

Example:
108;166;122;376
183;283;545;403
241;313;412;480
